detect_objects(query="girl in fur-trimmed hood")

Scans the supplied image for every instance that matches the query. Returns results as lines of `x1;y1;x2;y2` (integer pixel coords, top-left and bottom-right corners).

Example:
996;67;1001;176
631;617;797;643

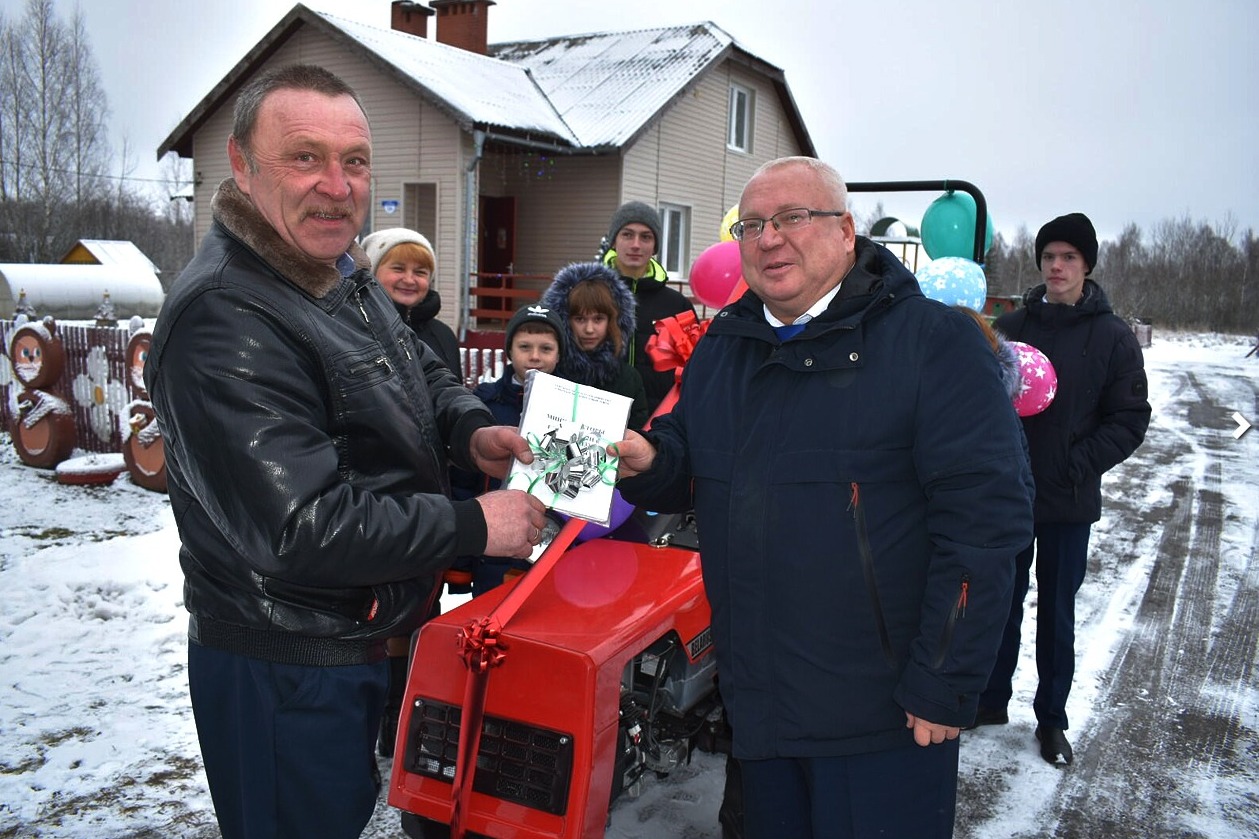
541;261;649;429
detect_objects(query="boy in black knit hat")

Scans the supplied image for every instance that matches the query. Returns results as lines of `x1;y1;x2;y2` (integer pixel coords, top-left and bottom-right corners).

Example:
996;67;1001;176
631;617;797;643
446;303;567;595
978;211;1150;768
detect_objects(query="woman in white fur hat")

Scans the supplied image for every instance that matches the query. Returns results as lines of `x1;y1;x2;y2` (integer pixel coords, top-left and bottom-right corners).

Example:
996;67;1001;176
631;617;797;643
360;228;461;375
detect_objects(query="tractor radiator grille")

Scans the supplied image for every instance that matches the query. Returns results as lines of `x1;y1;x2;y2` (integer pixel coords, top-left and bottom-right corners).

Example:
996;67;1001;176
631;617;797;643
404;697;574;816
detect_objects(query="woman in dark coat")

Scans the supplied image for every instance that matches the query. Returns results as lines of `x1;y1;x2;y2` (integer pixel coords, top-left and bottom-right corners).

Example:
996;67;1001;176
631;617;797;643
361;228;461;375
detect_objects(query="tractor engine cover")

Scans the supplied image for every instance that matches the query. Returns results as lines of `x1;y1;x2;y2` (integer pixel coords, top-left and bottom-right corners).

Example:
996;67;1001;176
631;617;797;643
387;533;717;839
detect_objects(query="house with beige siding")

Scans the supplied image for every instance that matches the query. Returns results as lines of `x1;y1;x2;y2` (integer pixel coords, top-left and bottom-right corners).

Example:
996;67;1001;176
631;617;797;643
157;1;815;336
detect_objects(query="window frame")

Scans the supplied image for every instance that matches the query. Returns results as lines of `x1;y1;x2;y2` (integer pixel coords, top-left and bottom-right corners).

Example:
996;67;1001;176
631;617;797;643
727;83;754;153
659;203;691;277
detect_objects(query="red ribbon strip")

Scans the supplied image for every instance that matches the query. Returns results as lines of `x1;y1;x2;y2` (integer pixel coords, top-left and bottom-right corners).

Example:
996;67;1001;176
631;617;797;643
449;516;588;839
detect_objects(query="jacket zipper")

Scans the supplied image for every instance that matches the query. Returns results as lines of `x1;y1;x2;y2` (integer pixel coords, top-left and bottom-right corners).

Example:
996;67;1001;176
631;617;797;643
849;482;897;668
932;575;970;669
348;355;394;377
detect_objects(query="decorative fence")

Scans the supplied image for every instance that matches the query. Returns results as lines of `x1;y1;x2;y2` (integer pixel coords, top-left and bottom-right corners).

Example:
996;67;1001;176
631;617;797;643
2;318;137;455
459;345;505;389
1;315;513;478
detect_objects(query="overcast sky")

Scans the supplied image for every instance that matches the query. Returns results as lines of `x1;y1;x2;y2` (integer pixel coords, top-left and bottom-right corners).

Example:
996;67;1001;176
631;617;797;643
3;0;1255;242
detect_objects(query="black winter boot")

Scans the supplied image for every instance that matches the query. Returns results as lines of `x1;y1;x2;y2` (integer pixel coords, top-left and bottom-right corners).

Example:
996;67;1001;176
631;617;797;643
1035;725;1073;765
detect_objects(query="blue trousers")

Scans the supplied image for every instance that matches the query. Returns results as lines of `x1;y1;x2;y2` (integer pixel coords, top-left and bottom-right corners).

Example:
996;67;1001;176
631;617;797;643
188;641;390;839
739;740;960;839
980;522;1091;729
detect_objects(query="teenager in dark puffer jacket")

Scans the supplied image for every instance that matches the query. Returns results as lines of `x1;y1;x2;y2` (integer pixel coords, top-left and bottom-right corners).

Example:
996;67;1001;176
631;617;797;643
977;212;1150;767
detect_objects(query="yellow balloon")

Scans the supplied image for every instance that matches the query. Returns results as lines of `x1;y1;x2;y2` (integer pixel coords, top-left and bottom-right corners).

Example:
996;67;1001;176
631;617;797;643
719;204;740;242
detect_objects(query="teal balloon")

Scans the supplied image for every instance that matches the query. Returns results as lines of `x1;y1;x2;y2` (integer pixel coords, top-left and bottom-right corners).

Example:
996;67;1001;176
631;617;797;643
915;256;988;310
921;192;994;260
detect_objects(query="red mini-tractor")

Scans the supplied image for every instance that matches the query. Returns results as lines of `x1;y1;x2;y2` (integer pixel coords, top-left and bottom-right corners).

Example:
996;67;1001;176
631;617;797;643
387;510;724;839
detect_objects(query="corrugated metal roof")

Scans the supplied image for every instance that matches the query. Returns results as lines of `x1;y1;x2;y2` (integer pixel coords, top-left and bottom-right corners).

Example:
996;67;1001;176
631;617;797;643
491;23;733;148
322;12;733;149
322;13;577;144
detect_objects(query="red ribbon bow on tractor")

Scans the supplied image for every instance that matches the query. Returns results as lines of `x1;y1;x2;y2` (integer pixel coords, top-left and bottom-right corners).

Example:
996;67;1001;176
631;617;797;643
643;311;711;421
646;311;710;382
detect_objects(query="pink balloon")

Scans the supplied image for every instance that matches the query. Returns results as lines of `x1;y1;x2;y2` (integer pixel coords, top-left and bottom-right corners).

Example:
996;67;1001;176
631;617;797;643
1009;341;1057;417
689;240;743;308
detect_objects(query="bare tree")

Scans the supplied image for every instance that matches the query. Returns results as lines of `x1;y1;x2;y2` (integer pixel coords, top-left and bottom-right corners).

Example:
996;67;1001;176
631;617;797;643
158;150;194;226
1098;223;1146;317
851;200;887;236
65;4;108;203
984;224;1037;297
0;8;34;227
0;0;110;262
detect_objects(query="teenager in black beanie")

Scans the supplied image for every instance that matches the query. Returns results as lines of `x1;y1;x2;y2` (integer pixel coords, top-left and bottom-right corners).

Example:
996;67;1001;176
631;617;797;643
977;211;1150;768
1034;212;1098;275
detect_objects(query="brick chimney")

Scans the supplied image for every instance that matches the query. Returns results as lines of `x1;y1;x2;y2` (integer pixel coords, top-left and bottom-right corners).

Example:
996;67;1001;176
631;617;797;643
391;1;434;39
429;0;495;55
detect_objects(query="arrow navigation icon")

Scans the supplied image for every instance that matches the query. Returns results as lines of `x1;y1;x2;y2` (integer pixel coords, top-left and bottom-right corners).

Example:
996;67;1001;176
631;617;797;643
1232;412;1253;440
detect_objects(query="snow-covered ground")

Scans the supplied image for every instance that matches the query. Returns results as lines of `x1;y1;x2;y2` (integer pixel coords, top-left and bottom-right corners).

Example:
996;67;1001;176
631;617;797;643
1;330;1255;838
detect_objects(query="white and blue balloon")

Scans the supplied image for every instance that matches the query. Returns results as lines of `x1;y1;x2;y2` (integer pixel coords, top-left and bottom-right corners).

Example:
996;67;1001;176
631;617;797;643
915;256;987;311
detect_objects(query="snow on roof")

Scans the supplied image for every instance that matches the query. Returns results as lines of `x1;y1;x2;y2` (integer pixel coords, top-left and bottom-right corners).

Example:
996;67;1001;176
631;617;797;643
320;12;734;149
159;8;794;160
63;240;160;274
492;23;734;149
319;12;578;144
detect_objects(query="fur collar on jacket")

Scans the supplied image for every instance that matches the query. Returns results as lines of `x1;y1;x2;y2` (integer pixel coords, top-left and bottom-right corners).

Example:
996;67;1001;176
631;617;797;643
210;178;371;299
541;261;636;388
994;333;1022;400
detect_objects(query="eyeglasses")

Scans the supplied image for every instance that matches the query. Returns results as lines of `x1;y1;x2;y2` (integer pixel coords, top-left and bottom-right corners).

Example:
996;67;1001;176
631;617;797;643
729;208;847;242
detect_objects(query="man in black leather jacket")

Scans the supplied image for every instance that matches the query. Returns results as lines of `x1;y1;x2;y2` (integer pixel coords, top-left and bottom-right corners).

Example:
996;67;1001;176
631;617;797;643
145;65;547;839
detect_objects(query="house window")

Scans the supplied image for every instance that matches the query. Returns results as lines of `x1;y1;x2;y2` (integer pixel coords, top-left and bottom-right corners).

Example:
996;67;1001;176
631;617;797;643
727;83;753;153
659;204;690;276
404;182;438;237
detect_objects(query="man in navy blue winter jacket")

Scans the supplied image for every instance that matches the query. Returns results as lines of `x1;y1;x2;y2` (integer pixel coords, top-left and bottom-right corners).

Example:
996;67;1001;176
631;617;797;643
613;156;1034;839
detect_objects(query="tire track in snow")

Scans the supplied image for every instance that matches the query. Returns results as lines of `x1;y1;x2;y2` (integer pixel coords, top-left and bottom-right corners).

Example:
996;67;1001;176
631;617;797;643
1047;370;1249;838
